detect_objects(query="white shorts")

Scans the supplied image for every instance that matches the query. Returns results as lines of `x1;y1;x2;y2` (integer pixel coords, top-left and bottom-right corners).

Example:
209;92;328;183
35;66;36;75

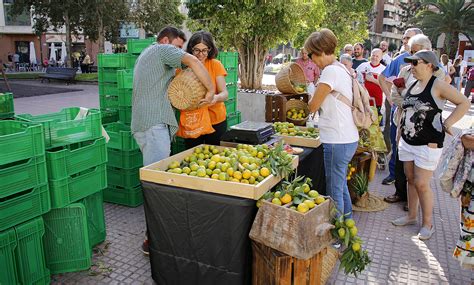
398;138;443;171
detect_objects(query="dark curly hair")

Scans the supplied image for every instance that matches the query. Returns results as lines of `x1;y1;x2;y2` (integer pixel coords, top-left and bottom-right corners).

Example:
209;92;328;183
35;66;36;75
186;31;218;59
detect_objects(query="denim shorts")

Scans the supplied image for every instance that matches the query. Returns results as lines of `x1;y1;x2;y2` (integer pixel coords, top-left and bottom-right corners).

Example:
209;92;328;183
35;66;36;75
133;124;171;167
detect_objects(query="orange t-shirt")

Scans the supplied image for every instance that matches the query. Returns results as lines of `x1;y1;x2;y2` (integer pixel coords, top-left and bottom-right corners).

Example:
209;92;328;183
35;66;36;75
204;59;227;125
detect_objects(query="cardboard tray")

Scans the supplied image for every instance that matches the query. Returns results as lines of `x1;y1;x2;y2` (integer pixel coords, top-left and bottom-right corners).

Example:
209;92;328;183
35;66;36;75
140;145;299;200
276;127;321;148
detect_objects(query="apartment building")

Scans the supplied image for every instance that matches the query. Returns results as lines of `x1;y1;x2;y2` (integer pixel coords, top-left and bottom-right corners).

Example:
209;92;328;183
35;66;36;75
369;0;409;51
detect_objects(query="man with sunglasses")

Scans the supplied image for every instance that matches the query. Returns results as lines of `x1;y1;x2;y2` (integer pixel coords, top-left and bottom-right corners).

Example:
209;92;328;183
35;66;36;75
378;27;423;206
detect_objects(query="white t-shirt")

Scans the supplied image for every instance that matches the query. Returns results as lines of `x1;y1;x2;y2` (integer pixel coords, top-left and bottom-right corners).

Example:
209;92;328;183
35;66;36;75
318;64;359;144
382;53;392;66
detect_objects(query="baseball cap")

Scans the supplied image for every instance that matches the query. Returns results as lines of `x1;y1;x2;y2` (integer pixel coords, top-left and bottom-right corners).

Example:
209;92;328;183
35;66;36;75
404;50;440;69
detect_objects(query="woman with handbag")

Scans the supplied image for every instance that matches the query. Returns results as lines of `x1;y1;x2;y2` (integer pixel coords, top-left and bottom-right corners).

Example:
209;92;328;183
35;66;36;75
304;29;359;218
176;31;229;147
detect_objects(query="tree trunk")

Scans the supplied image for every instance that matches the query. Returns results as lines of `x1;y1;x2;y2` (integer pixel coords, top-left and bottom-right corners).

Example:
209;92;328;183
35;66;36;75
238;36;267;90
65;12;72;68
97;4;105;53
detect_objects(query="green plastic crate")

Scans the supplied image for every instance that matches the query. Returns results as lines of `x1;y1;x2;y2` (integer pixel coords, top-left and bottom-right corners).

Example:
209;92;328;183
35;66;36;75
107;166;141;188
227;111;241;130
49;164;107;209
217;52;239;69
104;122;139;151
98;83;118;96
0;184;50;232
100;109;119;124
97;53;138;69
107;148;143;169
0;227;18;285
16;107;102;149
171;136;186;155
118;88;133;107
46;137;107;180
0;120;45;166
103;185;143;207
14;217;50;285
0;92;14;119
80;191;106;248
117;69;134;89
0;155;48;199
227;84;237;100
99;94;119;109
225;68;238;84
98;68;118;83
43;203;91;274
118;106;131;125
225;98;237;114
127;38;155;54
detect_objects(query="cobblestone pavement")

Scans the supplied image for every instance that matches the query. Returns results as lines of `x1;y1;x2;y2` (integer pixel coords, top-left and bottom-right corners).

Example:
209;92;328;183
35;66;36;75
14;81;474;284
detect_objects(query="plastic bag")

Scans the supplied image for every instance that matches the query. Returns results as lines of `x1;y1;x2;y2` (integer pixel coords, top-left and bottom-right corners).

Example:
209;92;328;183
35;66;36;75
176;106;215;139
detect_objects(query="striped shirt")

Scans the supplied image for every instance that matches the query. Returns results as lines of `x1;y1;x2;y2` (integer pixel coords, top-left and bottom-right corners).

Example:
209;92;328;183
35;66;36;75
131;44;185;137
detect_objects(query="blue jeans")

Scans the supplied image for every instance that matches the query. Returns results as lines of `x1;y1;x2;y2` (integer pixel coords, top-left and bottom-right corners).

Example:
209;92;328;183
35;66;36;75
323;141;358;218
133;124;171;166
388;106;397;178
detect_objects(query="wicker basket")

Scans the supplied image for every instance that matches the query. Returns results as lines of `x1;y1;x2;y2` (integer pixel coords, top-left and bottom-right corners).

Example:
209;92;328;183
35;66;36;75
168;69;207;111
286;99;309;126
275;63;307;94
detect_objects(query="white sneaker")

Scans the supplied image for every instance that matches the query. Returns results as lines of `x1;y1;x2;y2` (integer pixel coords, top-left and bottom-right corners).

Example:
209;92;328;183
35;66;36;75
391;216;417;226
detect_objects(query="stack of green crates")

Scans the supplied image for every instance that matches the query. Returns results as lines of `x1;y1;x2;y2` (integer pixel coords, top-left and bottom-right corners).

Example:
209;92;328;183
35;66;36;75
0;120;51;284
103;122;144;207
0;92;14;119
217;52;241;129
15;107;107;274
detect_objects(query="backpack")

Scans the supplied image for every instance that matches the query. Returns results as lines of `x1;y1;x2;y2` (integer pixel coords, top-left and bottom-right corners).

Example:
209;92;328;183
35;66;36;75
331;62;377;129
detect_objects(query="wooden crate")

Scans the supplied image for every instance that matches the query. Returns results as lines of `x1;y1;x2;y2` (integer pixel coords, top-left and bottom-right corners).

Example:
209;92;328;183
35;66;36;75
265;93;309;123
276;127;321;148
252;241;337;285
140;144;299;200
249;197;335;260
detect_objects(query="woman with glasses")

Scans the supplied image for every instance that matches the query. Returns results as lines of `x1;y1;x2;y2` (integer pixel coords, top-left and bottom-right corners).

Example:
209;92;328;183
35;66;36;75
304;29;358;218
392;50;469;240
177;31;229;148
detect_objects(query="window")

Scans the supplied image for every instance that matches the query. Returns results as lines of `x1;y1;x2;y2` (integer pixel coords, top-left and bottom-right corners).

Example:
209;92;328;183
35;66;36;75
3;1;31;26
383;11;390;18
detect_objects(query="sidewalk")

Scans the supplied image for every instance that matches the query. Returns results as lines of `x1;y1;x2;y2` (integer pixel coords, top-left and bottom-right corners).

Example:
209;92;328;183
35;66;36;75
13;82;474;284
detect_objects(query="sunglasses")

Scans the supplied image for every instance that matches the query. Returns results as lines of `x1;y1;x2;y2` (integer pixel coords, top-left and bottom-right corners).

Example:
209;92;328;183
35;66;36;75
411;59;427;66
192;48;210;55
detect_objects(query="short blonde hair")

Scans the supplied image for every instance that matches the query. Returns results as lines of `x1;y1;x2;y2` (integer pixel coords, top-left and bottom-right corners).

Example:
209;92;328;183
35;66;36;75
304;28;338;56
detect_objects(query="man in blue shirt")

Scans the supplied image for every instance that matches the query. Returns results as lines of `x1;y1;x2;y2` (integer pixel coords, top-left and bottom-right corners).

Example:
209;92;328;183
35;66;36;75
378;28;423;208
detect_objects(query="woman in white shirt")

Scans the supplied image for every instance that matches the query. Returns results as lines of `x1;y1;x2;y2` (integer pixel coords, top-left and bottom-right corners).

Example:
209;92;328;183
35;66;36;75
304;29;359;218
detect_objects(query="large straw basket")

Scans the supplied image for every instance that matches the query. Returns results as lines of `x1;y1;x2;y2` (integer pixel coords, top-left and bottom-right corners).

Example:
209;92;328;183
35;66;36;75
286;99;309;126
275;63;307;94
168;69;207;111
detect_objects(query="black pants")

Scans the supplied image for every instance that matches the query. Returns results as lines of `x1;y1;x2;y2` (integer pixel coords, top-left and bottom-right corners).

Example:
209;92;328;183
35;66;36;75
464;80;473;98
394;152;408;201
184;120;227;149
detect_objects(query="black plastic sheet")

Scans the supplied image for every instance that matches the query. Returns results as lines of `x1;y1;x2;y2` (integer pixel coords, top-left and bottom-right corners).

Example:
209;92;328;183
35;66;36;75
297;145;326;195
142;181;257;285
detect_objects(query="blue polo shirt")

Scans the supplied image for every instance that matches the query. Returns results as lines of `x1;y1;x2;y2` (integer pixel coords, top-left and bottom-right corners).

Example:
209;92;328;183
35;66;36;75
382;51;410;79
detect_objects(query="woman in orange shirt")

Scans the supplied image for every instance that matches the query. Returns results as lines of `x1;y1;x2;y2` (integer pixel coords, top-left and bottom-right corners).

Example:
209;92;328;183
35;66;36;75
179;31;228;148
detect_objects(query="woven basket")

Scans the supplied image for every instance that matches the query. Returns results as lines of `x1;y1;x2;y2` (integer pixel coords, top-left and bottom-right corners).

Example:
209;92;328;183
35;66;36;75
168;69;207;111
275;63;307;94
286;99;309;126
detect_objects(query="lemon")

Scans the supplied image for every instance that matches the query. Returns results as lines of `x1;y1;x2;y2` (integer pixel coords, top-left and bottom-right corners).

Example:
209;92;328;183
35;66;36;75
297;203;309;213
168;161;180;169
303;199;315;209
302;184;310;193
350;226;358;237
257;151;264;159
345;219;356;228
211;155;221;163
212;169;221;175
226;167;234;177
274;191;281;198
182;167;191;175
208;161;216;170
233;171;242;180
308;190;319;198
251;170;260;178
280;193;292;204
272;198;282;205
196;168;206;177
241;179;250;184
249;176;256;184
206;168;212;176
338;228;346;239
315;196;325;205
242;170;252;179
231;178;240;183
260;167;271;177
352;242;361;252
211;173;219;179
218;173;227;181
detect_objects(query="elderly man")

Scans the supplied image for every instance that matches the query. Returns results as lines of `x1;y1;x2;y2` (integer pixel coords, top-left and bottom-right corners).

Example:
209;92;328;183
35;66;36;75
380;40;392;66
378;27;423;192
355;48;386;113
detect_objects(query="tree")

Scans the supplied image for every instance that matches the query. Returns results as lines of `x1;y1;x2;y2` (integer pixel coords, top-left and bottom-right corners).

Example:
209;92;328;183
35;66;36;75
187;1;321;89
397;0;422;31
413;0;474;58
81;0;130;53
131;0;185;35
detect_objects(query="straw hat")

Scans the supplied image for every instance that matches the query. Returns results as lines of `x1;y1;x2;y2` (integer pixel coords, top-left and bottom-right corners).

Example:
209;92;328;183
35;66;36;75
168;69;207;111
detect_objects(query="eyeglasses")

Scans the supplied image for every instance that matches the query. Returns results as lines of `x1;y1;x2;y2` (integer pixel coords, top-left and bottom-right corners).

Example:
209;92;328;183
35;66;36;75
192;48;210;55
411;59;427;66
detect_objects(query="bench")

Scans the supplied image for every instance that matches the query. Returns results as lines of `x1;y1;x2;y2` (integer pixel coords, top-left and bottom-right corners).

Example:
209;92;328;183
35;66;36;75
40;67;77;85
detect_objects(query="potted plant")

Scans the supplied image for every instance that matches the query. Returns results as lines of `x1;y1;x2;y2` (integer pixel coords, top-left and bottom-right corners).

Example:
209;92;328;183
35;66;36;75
350;171;369;207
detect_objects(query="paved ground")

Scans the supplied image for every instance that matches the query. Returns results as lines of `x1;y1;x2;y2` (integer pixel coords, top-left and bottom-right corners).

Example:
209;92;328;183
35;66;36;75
12;79;474;284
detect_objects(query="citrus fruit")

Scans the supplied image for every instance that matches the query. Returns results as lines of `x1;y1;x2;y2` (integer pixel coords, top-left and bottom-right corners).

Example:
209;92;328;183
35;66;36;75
315;196;325;205
242;170;252;179
251;170;260;178
226;167;234;177
338;228;346;239
168;161;180;169
182;167;191;175
211;155;221;163
208;161;216;170
280;193;292;204
352;242;361;252
272;198;282;206
211;173;219;179
297;203;309;213
350;226;358;237
302;184;310;193
303;199;315;209
274;191;281;198
241;179;249;184
197;168;206;177
308;190;319;198
218;173;227;181
233;171;242;180
345;219;356;228
260;167;270;177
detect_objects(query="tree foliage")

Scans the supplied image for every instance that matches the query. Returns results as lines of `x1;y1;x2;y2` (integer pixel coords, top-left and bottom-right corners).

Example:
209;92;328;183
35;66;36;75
413;0;474;58
131;0;185;35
